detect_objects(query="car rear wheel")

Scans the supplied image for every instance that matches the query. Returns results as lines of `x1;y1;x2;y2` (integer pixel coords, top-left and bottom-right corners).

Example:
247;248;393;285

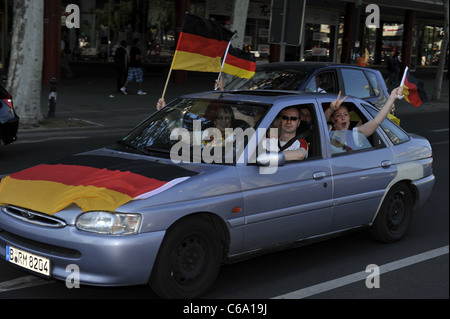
369;183;413;243
150;215;222;299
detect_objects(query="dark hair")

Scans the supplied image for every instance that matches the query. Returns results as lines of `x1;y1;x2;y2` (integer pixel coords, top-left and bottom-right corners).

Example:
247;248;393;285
133;38;140;45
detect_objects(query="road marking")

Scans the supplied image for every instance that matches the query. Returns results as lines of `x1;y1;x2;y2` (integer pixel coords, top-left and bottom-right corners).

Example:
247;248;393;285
15;136;89;144
0;275;54;293
273;245;449;299
430;128;449;132
432;140;449;146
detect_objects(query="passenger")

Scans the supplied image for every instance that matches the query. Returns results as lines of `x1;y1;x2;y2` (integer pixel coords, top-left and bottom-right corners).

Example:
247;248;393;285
202;105;235;146
300;107;312;125
264;107;308;161
315;75;327;93
325;88;402;153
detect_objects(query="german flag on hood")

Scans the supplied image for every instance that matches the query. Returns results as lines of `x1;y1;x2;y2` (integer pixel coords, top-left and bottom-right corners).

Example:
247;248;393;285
0;155;197;216
171;13;235;73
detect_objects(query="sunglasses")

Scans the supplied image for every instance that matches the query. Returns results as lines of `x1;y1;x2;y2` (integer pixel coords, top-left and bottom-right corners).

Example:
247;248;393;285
281;115;299;121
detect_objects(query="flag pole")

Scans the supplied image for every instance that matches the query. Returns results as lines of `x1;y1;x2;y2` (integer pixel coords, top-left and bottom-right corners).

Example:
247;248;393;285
400;66;408;87
215;31;236;90
161;13;189;102
215;41;232;90
398;66;408;99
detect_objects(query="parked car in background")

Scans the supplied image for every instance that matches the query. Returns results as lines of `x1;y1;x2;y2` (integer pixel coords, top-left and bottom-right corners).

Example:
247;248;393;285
0;90;434;298
225;62;391;111
0;84;19;146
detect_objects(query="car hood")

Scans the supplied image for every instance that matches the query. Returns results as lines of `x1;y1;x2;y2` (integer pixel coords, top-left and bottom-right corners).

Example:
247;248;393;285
0;148;237;220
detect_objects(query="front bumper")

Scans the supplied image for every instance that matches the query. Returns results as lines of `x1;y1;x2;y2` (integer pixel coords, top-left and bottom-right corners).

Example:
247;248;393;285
0;210;165;286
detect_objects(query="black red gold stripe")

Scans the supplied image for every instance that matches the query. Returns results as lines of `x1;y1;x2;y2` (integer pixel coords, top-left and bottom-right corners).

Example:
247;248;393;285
402;71;428;107
223;46;256;79
0;155;197;215
172;13;234;73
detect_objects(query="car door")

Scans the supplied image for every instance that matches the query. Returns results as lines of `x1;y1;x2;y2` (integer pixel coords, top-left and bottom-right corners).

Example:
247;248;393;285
236;99;333;252
322;97;397;231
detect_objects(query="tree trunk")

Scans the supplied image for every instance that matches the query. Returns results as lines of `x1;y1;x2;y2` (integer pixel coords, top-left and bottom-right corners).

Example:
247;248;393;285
7;0;44;126
432;0;449;101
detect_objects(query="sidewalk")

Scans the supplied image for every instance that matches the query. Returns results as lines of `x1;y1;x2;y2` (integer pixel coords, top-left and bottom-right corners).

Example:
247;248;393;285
32;63;448;132
37;63;219;131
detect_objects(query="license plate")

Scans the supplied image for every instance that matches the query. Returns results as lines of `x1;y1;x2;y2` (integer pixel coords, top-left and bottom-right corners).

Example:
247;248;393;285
6;245;50;276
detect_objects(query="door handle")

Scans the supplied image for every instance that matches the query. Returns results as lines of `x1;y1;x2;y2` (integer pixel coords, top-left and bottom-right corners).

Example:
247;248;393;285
313;171;326;179
381;160;392;168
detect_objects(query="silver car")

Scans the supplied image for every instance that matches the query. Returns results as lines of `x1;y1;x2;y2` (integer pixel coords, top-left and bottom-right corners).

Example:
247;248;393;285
0;90;434;298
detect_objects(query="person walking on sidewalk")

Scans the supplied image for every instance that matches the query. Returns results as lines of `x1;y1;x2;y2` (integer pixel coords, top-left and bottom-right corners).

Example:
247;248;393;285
120;38;147;95
114;40;128;92
389;52;401;86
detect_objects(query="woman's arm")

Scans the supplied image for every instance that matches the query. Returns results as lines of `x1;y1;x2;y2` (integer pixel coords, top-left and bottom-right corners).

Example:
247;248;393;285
358;87;402;137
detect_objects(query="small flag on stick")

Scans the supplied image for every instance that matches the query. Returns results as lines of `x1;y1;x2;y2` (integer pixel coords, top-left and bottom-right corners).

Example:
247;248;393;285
400;66;428;107
222;46;256;79
171;13;235;73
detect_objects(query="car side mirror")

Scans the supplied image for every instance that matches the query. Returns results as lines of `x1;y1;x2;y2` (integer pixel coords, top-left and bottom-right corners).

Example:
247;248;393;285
256;152;286;167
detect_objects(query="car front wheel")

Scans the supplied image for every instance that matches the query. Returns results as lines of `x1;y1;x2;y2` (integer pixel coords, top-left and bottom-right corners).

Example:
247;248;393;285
150;215;222;299
369;183;413;243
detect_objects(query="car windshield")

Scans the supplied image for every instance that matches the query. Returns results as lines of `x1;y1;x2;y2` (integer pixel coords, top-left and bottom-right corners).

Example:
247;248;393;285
225;69;309;91
118;98;269;164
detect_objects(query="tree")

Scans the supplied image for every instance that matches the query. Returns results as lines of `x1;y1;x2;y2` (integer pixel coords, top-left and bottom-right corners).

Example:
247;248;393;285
432;0;449;101
7;0;44;126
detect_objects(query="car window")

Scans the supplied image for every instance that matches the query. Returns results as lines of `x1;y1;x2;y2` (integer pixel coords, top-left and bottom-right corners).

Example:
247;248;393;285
120;98;269;164
341;69;372;99
305;71;337;93
363;103;410;145
261;103;321;161
365;71;380;96
323;101;378;155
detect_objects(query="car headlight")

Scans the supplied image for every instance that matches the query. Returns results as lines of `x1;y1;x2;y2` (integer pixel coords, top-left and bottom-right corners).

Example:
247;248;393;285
76;212;141;235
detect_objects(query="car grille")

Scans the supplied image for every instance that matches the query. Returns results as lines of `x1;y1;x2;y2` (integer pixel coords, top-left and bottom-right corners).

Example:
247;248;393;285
1;205;67;228
0;230;81;259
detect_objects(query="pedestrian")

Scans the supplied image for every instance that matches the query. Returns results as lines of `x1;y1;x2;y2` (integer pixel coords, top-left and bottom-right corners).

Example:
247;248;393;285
389;52;401;86
114;40;128;93
120;38;147;95
61;37;73;78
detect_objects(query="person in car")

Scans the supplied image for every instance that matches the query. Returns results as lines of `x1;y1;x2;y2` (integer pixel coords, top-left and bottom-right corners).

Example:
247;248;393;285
325;87;402;153
264;107;309;161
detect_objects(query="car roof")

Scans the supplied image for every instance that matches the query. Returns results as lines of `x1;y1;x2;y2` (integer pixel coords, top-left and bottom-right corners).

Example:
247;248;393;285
180;90;342;105
255;61;371;72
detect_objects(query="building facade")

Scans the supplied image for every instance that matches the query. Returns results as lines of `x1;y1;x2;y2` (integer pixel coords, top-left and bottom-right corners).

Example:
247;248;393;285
0;0;447;81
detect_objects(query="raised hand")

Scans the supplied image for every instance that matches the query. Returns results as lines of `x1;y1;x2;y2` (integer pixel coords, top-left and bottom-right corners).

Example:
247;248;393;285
330;91;348;111
156;98;166;110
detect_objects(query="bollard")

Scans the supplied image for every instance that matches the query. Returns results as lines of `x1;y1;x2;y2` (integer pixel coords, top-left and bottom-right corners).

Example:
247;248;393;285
48;77;57;118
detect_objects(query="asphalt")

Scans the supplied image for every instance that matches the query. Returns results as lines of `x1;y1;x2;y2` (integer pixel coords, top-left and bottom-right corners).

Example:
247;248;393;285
31;63;448;133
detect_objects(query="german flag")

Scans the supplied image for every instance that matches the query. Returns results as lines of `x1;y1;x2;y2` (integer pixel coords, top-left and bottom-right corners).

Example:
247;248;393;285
171;13;235;73
402;70;428;107
223;46;256;79
0;155;197;215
